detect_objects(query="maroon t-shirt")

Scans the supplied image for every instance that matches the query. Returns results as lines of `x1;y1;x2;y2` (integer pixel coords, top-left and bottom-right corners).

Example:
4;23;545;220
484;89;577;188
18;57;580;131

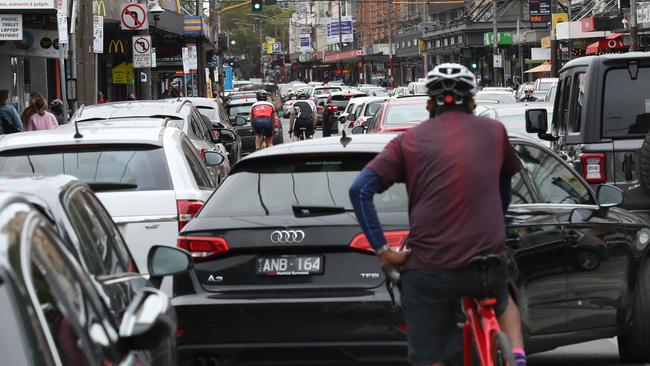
367;111;521;271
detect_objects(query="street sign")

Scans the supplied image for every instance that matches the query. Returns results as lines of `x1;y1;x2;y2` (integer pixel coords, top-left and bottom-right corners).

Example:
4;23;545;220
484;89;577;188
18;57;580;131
182;47;190;74
132;35;152;68
93;15;103;53
57;12;68;44
188;45;197;70
0;15;22;41
299;34;310;52
121;3;148;31
494;54;503;68
151;48;156;67
272;42;281;54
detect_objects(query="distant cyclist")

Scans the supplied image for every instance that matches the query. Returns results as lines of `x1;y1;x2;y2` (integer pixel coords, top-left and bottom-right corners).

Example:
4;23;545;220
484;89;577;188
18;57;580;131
251;90;276;150
349;64;526;366
289;89;317;141
519;85;537;102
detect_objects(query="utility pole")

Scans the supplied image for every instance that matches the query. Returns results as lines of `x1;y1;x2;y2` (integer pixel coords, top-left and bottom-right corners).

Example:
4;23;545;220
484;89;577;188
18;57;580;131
388;0;394;87
630;0;638;52
492;0;499;86
338;0;344;81
550;0;559;77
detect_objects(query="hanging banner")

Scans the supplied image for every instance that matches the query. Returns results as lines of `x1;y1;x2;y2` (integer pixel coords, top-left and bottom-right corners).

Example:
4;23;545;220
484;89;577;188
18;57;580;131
0;15;22;41
93;15;103;53
188;45;197;70
327;16;353;45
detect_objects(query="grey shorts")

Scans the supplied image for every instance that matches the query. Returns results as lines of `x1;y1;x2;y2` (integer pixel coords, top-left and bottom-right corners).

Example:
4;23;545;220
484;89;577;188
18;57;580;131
398;261;508;366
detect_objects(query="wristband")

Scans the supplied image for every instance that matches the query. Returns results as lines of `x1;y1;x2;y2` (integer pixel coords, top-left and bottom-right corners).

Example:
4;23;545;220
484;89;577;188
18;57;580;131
375;244;390;256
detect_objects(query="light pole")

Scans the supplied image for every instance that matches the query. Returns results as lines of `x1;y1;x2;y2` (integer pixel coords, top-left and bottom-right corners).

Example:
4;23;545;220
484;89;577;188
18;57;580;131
492;0;499;86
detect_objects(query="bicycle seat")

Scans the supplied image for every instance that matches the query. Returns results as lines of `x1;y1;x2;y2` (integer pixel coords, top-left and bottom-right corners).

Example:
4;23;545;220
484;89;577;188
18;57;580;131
467;254;502;268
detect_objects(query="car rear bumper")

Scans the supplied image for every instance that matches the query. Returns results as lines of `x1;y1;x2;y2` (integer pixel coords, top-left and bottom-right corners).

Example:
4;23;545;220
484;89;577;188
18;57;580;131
174;291;406;360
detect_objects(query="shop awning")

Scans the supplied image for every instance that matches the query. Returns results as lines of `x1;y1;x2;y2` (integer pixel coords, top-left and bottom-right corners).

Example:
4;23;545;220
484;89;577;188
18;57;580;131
585;33;628;55
525;62;551;74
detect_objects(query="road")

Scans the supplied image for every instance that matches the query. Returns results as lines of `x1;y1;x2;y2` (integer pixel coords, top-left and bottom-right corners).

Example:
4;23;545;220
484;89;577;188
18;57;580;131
279;117;324;141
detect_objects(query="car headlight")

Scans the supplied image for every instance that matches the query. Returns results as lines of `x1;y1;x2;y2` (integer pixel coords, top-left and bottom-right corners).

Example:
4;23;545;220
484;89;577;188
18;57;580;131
635;228;650;251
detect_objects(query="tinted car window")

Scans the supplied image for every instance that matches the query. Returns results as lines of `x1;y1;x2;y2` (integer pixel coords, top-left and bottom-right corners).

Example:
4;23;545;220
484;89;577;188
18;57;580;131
200;154;407;217
514;144;592;204
30;225;103;366
511;171;534;204
197;106;218;121
182;139;212;190
569;73;586;133
602;67;650;137
229;104;252;118
385;104;430;125
364;102;383;116
0;145;173;191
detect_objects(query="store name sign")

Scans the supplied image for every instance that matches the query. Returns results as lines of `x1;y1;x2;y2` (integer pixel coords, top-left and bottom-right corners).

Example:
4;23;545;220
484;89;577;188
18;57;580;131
484;32;513;46
0;14;22;40
0;0;55;9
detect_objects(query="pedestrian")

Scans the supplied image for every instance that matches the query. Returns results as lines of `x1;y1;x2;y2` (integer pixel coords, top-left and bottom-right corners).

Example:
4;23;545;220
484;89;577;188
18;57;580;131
49;99;65;125
21;92;42;127
127;90;137;100
97;91;106;104
0;90;23;133
26;97;58;131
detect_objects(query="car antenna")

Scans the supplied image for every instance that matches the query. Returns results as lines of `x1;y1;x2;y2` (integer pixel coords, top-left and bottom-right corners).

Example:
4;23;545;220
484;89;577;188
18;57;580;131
340;130;351;148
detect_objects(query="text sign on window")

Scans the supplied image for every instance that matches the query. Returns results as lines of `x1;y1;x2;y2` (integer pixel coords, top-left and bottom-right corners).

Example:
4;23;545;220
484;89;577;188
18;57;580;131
0;15;22;41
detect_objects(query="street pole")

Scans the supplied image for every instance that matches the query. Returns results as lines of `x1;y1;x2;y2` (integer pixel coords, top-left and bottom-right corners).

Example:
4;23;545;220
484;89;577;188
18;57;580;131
550;0;559;77
388;0;394;87
492;0;499;86
631;0;638;52
517;20;524;81
137;0;152;100
338;0;343;81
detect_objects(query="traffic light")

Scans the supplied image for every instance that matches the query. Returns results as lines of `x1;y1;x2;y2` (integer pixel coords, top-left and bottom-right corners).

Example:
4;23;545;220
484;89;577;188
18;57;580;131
252;0;262;11
471;62;478;70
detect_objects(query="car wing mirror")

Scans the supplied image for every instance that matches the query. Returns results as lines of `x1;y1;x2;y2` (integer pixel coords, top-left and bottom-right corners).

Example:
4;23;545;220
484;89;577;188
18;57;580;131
351;126;366;134
118;288;174;351
234;116;247;126
525;108;548;133
213;128;237;144
347;113;356;121
597;184;624;209
204;151;226;166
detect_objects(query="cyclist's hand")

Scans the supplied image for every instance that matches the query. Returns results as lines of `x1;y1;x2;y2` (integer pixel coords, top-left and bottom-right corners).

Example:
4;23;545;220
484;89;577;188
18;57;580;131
378;248;411;269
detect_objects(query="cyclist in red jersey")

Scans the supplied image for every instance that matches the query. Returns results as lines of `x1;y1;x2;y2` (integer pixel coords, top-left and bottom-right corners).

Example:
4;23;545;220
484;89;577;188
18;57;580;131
349;64;526;366
251;91;277;149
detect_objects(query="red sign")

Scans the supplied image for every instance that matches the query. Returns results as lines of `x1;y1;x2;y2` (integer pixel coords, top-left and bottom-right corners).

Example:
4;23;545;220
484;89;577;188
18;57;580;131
582;17;595;32
324;49;363;63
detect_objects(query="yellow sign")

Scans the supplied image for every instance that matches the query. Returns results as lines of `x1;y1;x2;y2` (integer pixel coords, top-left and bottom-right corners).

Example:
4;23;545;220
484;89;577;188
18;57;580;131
541;36;551;48
265;37;275;54
112;62;133;84
552;13;568;33
94;0;106;16
418;40;426;55
108;39;125;54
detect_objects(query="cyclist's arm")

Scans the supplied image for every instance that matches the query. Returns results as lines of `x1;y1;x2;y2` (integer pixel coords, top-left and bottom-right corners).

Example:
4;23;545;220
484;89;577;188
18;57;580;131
349;167;387;250
289;110;296;131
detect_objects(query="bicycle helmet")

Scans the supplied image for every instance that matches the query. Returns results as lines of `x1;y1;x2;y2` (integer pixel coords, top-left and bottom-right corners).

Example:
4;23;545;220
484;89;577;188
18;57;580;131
524;85;535;95
294;89;310;100
49;99;63;115
425;63;478;106
256;90;269;101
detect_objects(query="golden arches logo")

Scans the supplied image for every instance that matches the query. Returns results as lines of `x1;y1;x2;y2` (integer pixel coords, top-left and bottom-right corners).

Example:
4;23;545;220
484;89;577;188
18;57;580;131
108;40;125;54
95;0;106;16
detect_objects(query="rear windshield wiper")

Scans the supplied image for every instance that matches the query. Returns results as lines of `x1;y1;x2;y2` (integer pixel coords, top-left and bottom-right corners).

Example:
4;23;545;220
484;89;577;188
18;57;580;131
88;182;138;192
292;205;353;217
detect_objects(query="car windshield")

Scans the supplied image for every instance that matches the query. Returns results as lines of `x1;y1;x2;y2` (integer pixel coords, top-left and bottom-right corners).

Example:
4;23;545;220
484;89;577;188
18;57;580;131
602;67;650;137
385;103;429;125
475;93;516;104
229;104;252;118
365;102;384;116
497;113;553;141
199;154;407;217
314;87;342;96
0;145;172;191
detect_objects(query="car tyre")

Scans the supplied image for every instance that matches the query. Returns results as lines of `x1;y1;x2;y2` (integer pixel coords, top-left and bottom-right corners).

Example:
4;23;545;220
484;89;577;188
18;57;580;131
638;134;650;190
618;261;650;363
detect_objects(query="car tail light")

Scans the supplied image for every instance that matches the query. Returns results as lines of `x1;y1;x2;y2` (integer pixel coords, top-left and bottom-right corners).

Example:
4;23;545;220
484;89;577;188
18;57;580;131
326;105;337;111
176;327;185;337
349;230;410;253
580;153;606;183
177;200;203;231
177;236;230;261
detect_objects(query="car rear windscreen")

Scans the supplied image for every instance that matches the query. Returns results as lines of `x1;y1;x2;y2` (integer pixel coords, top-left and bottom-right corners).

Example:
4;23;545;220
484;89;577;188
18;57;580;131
197;106;218;121
385;103;429;125
199;154;407;217
0;145;172;191
602;67;650;137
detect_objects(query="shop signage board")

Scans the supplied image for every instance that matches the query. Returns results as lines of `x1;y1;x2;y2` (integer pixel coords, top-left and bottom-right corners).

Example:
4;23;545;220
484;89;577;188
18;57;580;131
638;2;650;25
529;0;551;23
0;28;61;58
132;35;152;68
121;3;148;30
93;15;103;53
0;0;55;9
112;62;133;84
299;34;311;52
494;54;503;68
483;32;513;46
0;14;22;41
327;16;353;44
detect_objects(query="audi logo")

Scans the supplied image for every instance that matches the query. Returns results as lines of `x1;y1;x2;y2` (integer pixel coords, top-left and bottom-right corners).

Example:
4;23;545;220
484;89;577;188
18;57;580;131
270;230;306;243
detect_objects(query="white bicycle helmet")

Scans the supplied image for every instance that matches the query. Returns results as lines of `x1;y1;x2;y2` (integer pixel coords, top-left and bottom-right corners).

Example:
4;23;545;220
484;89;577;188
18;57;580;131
425;63;478;105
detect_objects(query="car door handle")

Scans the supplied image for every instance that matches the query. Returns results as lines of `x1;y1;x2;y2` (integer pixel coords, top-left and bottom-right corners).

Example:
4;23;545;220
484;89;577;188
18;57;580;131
623;153;634;181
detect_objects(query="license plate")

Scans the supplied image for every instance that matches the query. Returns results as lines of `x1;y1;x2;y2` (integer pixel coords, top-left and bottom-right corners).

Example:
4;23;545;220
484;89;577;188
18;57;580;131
256;255;323;276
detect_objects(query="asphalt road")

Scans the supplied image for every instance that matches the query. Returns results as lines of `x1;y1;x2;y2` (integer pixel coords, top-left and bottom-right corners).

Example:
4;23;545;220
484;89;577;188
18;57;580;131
279;117;324;141
275;118;642;366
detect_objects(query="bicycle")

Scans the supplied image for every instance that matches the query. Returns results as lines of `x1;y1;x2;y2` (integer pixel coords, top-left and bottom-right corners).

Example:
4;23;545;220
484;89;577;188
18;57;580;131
383;255;516;366
296;126;314;141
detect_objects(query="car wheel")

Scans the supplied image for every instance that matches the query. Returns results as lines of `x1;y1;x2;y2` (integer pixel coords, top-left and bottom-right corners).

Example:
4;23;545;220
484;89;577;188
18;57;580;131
639;134;650;190
618;261;650;363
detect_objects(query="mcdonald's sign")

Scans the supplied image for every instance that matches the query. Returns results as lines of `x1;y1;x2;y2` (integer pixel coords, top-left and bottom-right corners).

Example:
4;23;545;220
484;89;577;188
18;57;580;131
108;40;125;54
95;0;106;16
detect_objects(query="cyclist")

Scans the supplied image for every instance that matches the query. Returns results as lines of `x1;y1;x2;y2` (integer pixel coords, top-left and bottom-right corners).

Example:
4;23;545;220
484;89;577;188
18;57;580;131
349;64;526;366
289;89;317;141
250;90;276;150
519;84;537;102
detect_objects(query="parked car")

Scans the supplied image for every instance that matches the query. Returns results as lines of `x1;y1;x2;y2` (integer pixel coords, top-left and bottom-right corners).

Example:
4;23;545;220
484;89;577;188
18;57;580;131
0;122;222;294
360;96;429;133
0;189;192;365
70;100;231;183
525;53;650;221
406;81;427;95
172;132;650;364
475;91;517;104
534;77;559;91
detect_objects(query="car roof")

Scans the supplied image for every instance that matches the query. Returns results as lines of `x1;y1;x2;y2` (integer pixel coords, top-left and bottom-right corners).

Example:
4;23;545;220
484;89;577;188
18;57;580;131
478;102;554;116
385;96;429;105
0;121;175;150
72;100;190;122
0;175;81;208
174;97;221;108
477;90;514;95
562;52;650;70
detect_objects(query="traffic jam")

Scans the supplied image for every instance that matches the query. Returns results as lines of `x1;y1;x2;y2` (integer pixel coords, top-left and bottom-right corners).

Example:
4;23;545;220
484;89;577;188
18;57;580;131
1;53;650;366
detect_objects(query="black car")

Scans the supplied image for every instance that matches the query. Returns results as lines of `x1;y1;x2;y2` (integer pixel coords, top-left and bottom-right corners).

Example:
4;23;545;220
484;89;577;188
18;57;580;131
322;91;367;137
228;100;284;155
173;134;650;364
0;186;193;366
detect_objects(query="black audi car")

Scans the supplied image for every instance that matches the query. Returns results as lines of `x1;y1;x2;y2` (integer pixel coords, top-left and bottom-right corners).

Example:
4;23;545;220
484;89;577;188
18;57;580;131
173;134;650;365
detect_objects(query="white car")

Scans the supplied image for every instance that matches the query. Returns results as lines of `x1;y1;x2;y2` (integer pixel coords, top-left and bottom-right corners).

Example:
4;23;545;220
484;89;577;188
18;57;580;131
0;120;222;293
340;96;387;135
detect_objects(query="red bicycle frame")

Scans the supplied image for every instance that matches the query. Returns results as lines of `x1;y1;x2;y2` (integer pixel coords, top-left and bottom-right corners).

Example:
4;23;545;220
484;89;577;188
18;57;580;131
462;297;501;366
